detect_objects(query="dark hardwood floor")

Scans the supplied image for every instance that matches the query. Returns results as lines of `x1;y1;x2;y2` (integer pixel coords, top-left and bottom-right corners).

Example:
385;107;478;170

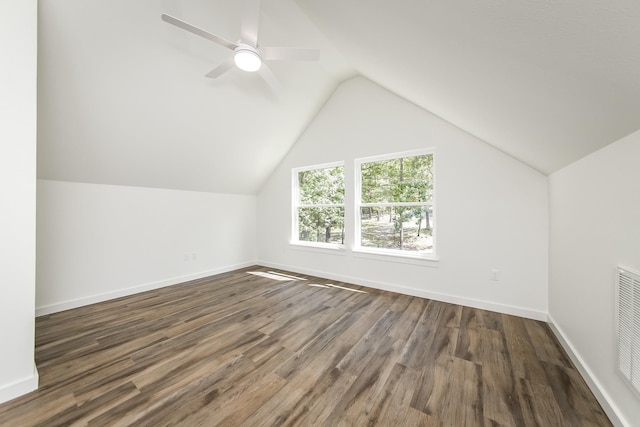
0;266;611;426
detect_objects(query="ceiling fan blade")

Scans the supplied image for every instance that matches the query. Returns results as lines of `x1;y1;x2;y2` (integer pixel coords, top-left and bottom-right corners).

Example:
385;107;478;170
162;14;237;51
261;47;320;62
240;0;261;47
258;63;282;92
205;59;235;79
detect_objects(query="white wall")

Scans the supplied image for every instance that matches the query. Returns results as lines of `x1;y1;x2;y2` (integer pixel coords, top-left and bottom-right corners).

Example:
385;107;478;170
549;129;640;426
0;0;39;404
257;77;549;319
36;180;257;315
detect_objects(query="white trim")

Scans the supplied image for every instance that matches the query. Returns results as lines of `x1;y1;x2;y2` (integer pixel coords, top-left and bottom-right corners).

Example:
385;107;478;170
352;248;438;266
0;363;38;405
354;147;436;164
289;241;346;254
293;160;345;173
547;314;628;427
35;261;256;316
257;260;546;321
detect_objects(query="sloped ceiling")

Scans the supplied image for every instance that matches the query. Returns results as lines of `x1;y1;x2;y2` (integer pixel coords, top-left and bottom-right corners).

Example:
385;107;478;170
295;0;640;174
37;0;640;194
37;0;354;194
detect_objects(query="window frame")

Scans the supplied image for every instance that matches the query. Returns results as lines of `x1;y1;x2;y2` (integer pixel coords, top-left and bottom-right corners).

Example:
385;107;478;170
291;161;346;250
354;148;436;260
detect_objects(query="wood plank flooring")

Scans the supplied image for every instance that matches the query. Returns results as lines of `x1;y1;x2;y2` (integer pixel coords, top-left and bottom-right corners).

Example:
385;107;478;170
0;266;611;426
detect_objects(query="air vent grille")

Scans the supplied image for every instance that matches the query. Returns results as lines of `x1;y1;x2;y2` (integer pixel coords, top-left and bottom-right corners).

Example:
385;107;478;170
617;267;640;397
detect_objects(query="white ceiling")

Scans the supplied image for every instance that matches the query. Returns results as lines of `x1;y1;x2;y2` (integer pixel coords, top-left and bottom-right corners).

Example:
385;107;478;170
37;0;354;194
37;0;640;193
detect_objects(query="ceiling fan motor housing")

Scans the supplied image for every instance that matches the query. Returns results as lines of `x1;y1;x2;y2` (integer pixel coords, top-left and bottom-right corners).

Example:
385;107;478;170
234;43;262;72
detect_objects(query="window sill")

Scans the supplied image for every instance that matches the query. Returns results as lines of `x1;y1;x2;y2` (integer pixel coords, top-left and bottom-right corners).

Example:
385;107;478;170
289;241;347;255
352;248;439;267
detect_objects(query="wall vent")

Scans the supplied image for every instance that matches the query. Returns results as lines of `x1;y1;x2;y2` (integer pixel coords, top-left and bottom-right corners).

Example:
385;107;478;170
616;266;640;397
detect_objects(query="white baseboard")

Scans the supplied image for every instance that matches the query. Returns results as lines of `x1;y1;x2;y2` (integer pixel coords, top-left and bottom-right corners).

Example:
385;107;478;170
35;261;256;316
547;314;627;427
257;260;547;321
0;364;38;405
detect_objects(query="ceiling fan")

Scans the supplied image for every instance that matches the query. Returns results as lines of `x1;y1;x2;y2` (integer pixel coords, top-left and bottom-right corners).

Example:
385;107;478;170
161;0;320;89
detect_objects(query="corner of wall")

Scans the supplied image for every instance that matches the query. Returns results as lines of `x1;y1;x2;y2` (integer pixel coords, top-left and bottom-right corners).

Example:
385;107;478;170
547;314;627;427
0;364;38;405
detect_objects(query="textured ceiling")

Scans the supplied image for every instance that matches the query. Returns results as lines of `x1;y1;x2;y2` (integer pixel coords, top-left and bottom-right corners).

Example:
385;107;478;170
37;0;640;193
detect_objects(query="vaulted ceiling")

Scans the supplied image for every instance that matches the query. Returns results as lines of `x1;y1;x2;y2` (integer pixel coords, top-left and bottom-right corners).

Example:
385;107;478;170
37;0;640;194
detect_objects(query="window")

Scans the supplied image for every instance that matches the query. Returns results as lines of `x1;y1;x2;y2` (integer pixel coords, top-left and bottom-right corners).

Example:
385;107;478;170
355;150;435;257
292;162;345;247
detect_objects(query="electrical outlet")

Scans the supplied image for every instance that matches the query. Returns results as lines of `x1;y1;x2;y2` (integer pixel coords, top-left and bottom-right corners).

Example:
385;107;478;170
490;269;500;281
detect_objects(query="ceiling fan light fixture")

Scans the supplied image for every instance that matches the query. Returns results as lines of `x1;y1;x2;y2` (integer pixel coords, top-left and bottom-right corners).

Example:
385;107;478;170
234;46;261;72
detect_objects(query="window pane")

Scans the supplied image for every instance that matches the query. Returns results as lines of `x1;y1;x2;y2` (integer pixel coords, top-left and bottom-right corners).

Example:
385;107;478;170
361;154;433;203
298;207;345;244
298;166;344;205
360;206;433;252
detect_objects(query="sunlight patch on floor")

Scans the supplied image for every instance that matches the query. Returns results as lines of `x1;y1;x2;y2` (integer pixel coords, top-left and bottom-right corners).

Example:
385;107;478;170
267;271;307;281
248;271;294;281
248;271;365;293
308;283;367;293
247;271;308;281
